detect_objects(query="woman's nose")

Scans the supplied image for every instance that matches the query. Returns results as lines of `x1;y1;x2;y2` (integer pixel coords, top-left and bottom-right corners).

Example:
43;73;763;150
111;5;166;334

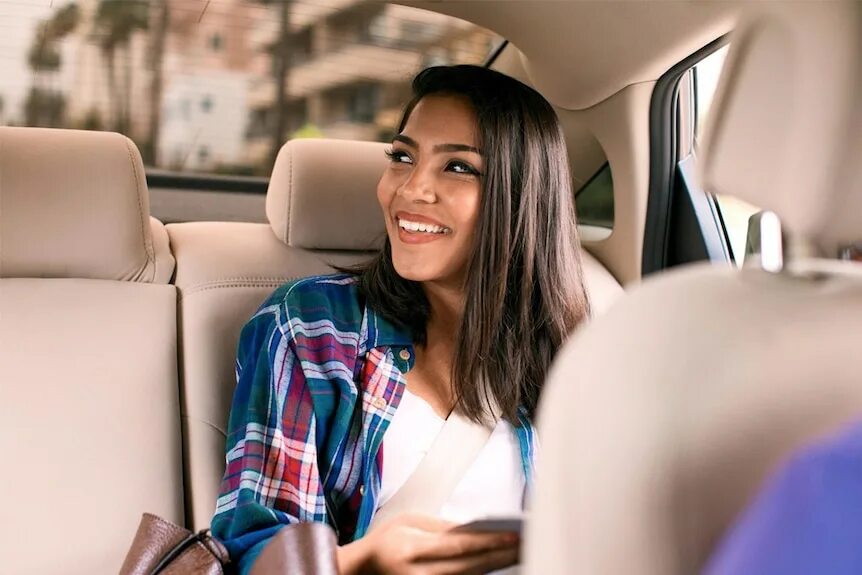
398;165;436;203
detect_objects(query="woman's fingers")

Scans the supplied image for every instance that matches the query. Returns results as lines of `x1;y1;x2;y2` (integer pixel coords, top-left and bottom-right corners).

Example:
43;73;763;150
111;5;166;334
414;529;519;561
399;514;459;533
423;545;520;575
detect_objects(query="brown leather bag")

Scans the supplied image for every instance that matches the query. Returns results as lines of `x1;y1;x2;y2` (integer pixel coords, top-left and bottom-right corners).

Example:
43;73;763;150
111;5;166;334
120;513;340;575
248;522;339;575
119;513;230;575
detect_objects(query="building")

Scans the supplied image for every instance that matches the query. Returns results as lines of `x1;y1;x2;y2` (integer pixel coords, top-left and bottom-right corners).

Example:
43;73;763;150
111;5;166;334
20;0;496;174
65;0;262;170
244;0;497;168
158;70;248;171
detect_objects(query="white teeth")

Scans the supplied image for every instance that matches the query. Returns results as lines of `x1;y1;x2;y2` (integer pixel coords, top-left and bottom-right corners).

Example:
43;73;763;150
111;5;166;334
397;218;449;234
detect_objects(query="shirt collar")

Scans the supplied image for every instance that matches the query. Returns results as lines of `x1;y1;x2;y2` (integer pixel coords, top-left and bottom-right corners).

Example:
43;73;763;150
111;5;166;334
361;303;413;350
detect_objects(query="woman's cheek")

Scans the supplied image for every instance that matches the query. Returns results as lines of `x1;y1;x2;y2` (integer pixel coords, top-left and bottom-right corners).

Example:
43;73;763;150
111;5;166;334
376;179;394;219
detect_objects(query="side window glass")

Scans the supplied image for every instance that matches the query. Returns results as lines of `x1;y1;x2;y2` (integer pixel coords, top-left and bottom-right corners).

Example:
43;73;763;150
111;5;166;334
575;163;613;230
694;45;760;265
3;2;502;223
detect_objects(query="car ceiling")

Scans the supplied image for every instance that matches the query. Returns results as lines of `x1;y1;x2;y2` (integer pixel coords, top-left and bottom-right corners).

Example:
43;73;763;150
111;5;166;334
405;0;741;111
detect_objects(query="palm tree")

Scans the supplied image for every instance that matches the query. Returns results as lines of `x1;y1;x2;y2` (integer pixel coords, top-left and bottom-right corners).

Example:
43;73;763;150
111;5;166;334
26;3;80;126
258;0;293;170
29;4;81;78
47;3;81;39
143;0;169;165
94;0;149;133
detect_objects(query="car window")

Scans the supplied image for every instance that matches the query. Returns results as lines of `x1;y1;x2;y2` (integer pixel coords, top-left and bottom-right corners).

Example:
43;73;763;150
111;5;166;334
575;162;614;230
2;0;501;222
693;44;760;265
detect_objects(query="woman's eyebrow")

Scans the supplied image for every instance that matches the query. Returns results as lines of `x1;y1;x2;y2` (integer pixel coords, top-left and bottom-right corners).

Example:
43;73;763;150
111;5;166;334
434;143;482;155
392;134;481;155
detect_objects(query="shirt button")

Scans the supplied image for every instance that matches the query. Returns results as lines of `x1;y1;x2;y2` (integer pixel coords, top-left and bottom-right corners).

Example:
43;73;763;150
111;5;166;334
359;485;366;496
373;396;387;410
399;349;411;361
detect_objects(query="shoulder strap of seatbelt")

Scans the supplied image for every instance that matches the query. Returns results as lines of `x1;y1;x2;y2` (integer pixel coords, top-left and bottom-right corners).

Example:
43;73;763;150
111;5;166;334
368;403;498;530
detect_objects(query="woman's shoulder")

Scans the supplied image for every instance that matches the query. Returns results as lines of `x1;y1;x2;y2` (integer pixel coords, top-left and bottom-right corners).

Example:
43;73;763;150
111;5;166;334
249;272;364;338
266;272;359;308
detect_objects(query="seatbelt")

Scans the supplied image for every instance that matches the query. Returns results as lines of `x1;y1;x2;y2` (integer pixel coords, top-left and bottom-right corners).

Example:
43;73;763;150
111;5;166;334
368;401;499;530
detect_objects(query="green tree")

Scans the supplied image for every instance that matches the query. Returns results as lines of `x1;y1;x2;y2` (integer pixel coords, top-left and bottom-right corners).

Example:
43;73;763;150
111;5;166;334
24;88;66;127
28;4;80;74
94;0;149;133
47;3;81;38
28;25;61;73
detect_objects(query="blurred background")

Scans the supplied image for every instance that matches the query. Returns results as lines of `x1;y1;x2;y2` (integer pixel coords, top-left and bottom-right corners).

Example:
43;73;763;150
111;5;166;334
0;0;499;177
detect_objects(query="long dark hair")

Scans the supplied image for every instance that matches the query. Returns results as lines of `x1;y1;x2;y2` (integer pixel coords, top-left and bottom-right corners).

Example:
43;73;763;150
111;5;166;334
357;65;590;423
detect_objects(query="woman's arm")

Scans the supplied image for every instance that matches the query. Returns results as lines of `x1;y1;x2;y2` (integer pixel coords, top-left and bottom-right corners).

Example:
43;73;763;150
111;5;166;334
211;302;328;575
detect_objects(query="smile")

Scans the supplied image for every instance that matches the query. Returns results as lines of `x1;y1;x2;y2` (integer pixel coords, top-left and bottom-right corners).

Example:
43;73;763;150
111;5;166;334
397;217;451;235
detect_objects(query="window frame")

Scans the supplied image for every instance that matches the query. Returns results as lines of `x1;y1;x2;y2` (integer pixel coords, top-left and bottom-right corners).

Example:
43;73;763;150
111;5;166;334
642;34;731;276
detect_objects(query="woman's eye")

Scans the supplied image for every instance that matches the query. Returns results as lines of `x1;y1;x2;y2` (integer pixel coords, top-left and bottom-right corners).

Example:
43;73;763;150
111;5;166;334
446;161;479;176
385;149;412;164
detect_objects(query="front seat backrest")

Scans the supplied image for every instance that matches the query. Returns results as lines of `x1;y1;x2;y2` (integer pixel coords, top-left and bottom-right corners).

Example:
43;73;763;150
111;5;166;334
0;128;181;575
525;3;862;574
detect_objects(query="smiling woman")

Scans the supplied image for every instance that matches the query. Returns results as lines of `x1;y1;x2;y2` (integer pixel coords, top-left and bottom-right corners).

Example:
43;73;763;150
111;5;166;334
211;64;592;575
380;95;483;286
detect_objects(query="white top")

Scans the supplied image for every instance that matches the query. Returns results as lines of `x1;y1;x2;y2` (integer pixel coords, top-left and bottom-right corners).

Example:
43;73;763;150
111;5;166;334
378;387;526;524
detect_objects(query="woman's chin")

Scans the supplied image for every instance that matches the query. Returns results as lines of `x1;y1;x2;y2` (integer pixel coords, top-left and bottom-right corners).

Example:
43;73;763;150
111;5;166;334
392;264;438;283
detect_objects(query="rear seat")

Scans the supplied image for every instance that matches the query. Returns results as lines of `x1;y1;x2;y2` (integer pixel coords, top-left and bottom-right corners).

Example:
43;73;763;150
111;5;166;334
0;128;624;572
168;137;624;529
167;139;390;528
0;128;182;574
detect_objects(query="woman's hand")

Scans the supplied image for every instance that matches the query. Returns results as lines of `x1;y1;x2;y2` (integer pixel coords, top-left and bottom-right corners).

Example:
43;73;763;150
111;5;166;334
337;514;520;575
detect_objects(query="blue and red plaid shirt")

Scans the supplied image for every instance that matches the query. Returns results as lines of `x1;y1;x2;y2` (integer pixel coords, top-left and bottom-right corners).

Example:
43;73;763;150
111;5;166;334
211;274;537;574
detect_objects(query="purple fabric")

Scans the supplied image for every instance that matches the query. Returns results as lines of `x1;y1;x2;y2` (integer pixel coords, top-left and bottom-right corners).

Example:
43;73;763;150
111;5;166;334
704;420;862;575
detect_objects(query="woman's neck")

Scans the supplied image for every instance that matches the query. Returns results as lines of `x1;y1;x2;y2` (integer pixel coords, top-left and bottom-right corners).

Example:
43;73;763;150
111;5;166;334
403;280;465;418
423;280;464;341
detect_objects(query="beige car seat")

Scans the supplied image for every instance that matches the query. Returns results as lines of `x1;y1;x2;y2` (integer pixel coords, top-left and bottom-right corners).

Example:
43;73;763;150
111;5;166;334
0;128;181;574
170;137;623;529
524;3;862;574
168;139;392;529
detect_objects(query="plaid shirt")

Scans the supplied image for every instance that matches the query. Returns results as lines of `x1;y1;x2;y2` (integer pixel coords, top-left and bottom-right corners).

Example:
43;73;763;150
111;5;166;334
211;274;537;574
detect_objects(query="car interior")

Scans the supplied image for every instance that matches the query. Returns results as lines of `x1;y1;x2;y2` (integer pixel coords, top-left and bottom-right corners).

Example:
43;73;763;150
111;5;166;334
0;1;859;574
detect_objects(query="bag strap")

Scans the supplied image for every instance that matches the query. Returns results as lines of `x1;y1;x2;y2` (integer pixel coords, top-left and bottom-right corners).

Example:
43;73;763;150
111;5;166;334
369;403;498;530
150;528;228;575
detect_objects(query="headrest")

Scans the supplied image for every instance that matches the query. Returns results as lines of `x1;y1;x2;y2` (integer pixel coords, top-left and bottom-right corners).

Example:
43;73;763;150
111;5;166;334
0;127;164;282
266;138;388;251
701;2;862;254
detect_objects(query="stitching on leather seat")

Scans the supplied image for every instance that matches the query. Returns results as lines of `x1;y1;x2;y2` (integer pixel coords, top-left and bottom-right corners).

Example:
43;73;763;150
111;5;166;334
124;135;155;281
181;414;228;439
180;279;292;298
286;145;293;245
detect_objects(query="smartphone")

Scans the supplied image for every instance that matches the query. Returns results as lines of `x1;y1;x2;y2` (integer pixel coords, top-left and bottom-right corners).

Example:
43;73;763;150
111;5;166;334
452;517;523;535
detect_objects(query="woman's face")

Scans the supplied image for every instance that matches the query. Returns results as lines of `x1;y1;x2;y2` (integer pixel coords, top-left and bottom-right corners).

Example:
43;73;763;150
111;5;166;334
377;94;483;287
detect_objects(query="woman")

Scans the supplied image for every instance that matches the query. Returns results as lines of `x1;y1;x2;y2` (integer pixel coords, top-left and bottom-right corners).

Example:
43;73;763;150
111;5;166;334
212;65;591;574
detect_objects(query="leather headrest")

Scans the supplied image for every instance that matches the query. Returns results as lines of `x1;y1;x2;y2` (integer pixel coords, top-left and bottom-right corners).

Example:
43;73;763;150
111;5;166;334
0;127;163;282
700;2;862;254
266;138;388;251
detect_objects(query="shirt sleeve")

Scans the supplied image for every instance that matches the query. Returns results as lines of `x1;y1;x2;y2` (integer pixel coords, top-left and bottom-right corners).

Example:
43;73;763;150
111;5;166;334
210;300;328;575
703;421;862;575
